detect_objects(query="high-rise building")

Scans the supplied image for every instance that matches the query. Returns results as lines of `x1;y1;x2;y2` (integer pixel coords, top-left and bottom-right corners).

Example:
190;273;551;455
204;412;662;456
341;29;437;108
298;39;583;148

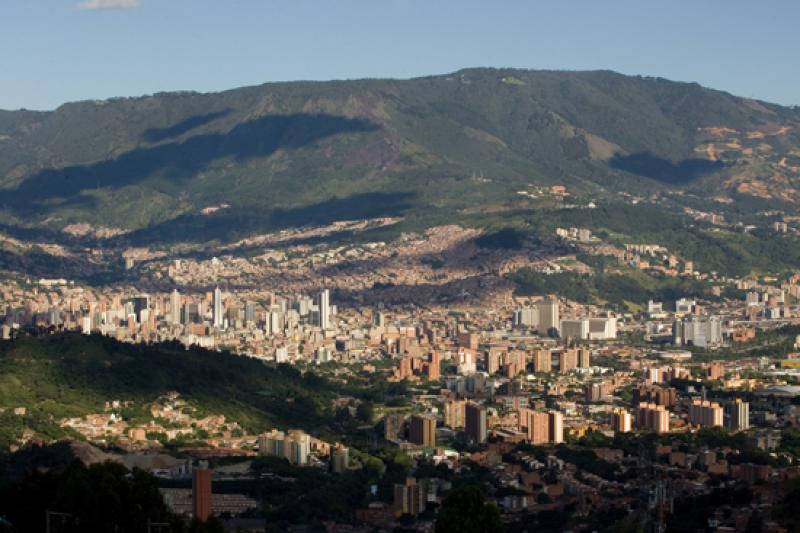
330;444;349;473
258;429;310;465
504;350;526;378
258;430;285;457
181;302;197;324
549;411;564;444
192;465;213;522
318;289;330;330
533;349;552;373
537;299;560;335
212;287;223;329
394;478;426;517
528;411;550;445
578;347;591;368
457;332;479;351
444;399;466;429
485;350;502;375
409;415;436;448
585;382;608;402
170;289;182;325
689;400;723;428
513;307;538;328
559;349;578;374
396;357;414;380
266;309;283;336
285;430;311;465
724;399;750;432
673;316;722;348
633;385;677;408
637;402;670;433
426;351;441;381
706;362;725;380
610;408;632;433
129;295;150;322
465;402;487;444
244;301;257;324
384;414;405;441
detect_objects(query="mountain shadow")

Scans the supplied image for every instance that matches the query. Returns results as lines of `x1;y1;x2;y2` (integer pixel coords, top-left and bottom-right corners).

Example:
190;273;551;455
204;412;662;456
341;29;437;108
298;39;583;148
610;152;725;185
1;113;379;215
122;191;417;245
141;109;232;142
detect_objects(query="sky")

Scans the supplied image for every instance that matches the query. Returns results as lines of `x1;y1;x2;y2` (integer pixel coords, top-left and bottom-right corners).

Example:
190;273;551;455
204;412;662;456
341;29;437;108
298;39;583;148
1;0;798;110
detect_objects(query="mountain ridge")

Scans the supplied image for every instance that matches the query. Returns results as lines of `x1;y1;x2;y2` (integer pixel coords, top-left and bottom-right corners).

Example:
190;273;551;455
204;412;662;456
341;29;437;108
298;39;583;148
0;68;798;243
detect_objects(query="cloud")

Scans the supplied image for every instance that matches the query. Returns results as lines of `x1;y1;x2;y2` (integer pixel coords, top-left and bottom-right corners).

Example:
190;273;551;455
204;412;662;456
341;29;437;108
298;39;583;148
76;0;140;9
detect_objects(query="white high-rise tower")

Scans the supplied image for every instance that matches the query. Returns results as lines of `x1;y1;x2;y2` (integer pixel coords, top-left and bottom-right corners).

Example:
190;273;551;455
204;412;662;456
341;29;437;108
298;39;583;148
318;289;330;330
213;287;224;329
170;289;182;325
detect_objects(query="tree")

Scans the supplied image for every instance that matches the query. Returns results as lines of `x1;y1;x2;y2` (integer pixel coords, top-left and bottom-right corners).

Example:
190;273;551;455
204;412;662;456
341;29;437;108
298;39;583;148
435;485;503;533
356;401;374;423
0;459;179;533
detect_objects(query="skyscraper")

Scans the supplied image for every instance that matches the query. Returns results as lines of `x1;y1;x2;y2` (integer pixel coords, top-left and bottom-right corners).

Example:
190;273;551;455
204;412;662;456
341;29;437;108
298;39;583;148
170;289;182;325
426;351;441;381
537;298;560;335
549;411;564;444
578;347;591;368
533;349;552;373
558;349;578;374
724;399;750;432
394;478;426;517
610;408;632;433
318;289;330;330
192;465;213;522
409;414;436;448
528;411;550;444
465;402;487;444
443;399;466;429
689;400;723;428
213;287;223;329
244;301;256;324
637;402;670;433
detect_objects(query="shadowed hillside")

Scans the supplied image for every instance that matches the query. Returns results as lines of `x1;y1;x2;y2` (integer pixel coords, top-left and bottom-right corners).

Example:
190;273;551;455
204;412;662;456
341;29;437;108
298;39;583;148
1;68;798;241
0;333;341;450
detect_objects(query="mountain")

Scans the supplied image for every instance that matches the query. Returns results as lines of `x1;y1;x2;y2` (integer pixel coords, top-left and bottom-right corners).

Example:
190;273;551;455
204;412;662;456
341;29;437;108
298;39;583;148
0;68;798;243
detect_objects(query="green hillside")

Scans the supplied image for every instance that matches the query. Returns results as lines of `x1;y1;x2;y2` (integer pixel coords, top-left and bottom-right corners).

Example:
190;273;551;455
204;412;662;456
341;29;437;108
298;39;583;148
0;68;798;243
0;333;339;450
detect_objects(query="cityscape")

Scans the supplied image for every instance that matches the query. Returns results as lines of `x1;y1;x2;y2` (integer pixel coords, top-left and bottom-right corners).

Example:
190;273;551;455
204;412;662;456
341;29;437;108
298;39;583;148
2;1;800;532
3;210;800;531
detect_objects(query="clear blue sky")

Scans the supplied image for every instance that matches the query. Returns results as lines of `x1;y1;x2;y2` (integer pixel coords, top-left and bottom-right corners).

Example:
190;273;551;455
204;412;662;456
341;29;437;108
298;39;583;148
1;0;798;110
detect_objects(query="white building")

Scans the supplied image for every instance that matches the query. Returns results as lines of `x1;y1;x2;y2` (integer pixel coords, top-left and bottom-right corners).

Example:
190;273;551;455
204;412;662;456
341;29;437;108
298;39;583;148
560;319;589;340
673;316;722;348
213;287;224;329
170;289;182;325
560;316;617;340
317;289;330;330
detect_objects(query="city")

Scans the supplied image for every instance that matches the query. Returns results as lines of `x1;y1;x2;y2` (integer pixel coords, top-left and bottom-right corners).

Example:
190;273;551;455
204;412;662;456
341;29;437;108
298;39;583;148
2;1;800;532
3;212;800;530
